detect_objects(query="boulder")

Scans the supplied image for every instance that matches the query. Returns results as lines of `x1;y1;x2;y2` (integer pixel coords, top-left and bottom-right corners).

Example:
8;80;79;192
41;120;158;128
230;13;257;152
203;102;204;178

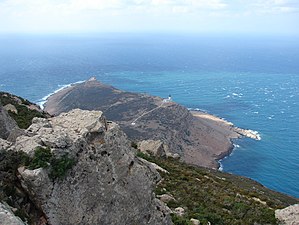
190;218;200;225
0;104;18;140
275;204;299;225
174;207;185;217
0;203;25;225
139;158;169;174
157;194;176;203
0;138;11;150
4;103;18;114
138;139;167;157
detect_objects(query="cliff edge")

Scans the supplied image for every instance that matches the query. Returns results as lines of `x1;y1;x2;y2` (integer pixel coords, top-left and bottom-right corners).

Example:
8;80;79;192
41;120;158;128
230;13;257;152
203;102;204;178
2;109;172;225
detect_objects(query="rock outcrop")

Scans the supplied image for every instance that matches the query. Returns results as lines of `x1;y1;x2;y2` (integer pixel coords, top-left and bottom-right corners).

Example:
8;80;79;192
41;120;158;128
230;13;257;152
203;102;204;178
13;109;172;225
0;104;18;140
275;204;299;225
0;203;25;225
137;139;167;157
0;91;50;130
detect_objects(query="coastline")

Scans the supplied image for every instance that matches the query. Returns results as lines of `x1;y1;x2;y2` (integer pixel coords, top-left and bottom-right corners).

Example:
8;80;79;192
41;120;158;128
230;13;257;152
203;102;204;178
37;80;86;109
191;109;261;140
40;79;261;171
190;109;261;170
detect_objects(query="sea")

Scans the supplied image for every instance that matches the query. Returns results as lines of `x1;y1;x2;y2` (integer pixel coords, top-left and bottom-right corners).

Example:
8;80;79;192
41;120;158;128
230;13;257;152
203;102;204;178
0;33;298;198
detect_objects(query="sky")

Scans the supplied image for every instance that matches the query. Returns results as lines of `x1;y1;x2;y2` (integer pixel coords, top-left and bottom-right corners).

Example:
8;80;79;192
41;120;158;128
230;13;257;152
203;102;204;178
0;0;298;35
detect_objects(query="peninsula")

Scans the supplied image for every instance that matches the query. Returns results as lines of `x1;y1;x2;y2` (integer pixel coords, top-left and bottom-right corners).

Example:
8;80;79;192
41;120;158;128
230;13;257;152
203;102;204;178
44;77;260;169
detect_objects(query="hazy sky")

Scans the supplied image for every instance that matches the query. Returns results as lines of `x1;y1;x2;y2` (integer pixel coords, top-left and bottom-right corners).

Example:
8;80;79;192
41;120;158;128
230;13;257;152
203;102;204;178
0;0;298;35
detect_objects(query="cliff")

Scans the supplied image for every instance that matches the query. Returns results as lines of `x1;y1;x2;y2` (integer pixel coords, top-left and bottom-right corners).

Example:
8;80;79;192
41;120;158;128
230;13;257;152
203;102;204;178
0;92;50;130
0;104;18;140
44;78;256;169
0;92;50;143
1;109;172;225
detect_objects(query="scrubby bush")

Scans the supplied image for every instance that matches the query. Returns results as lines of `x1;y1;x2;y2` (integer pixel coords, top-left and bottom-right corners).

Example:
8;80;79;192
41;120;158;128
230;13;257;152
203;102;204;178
28;146;52;169
49;155;75;179
131;141;138;149
25;146;75;180
136;154;296;225
171;214;193;225
0;150;32;222
0;92;49;129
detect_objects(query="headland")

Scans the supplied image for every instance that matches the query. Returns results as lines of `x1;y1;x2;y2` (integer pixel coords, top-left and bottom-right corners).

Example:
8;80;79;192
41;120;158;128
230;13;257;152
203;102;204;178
44;77;260;169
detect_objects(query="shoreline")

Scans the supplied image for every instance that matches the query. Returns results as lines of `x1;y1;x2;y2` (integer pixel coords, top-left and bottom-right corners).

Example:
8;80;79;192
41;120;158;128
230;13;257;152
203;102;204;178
218;144;240;171
191;109;261;141
41;79;261;171
190;109;261;170
36;80;86;109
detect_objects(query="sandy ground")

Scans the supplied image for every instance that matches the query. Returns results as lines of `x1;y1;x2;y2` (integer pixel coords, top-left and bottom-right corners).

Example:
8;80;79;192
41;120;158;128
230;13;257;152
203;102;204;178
191;110;260;140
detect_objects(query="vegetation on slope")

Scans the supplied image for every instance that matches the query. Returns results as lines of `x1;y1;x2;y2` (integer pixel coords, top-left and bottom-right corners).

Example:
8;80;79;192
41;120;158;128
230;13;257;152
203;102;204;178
0;92;49;129
0;147;75;223
0;149;35;223
137;152;298;225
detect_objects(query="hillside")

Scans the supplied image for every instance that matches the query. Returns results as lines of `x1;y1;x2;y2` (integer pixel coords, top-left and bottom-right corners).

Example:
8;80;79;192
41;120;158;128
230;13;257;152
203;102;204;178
44;78;258;169
137;152;298;225
0;92;50;129
0;93;298;224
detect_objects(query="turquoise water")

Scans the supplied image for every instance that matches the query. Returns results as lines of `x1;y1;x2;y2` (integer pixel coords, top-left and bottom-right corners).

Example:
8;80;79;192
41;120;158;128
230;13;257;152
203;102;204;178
0;34;298;197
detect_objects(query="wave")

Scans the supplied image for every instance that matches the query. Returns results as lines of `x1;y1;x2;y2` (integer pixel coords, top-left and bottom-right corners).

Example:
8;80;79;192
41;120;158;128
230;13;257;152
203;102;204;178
232;92;243;98
187;107;208;113
246;129;262;140
218;161;224;171
36;80;85;109
218;144;241;171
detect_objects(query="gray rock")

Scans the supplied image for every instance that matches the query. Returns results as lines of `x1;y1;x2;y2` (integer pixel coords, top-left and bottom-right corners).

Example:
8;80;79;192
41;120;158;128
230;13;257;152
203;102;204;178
275;204;299;225
0;104;18;140
174;207;185;217
157;194;176;203
0;203;25;225
138;139;167;157
16;109;172;225
4;103;18;114
0;138;11;150
139;158;169;174
190;218;200;225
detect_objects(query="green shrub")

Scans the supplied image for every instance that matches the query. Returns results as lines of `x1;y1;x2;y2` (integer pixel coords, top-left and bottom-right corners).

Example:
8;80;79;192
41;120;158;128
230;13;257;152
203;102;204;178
0;92;49;129
28;146;52;169
131;141;138;149
0;150;30;220
171;214;193;225
27;146;75;180
136;151;152;161
49;155;75;179
136;155;297;225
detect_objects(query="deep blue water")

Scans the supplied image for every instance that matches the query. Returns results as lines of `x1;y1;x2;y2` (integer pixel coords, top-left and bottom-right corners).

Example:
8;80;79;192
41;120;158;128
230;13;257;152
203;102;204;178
0;34;298;198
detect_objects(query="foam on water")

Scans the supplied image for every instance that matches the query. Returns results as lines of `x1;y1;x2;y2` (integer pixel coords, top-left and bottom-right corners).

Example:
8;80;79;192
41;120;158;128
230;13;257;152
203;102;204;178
37;80;85;109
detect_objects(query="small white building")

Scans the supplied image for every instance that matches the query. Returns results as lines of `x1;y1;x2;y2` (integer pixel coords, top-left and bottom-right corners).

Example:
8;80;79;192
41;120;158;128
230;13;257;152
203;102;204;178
163;94;172;103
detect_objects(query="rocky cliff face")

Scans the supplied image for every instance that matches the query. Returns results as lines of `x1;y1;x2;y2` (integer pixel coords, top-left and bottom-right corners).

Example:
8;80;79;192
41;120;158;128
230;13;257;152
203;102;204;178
275;204;299;225
12;109;172;225
0;203;25;225
0;104;18;140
